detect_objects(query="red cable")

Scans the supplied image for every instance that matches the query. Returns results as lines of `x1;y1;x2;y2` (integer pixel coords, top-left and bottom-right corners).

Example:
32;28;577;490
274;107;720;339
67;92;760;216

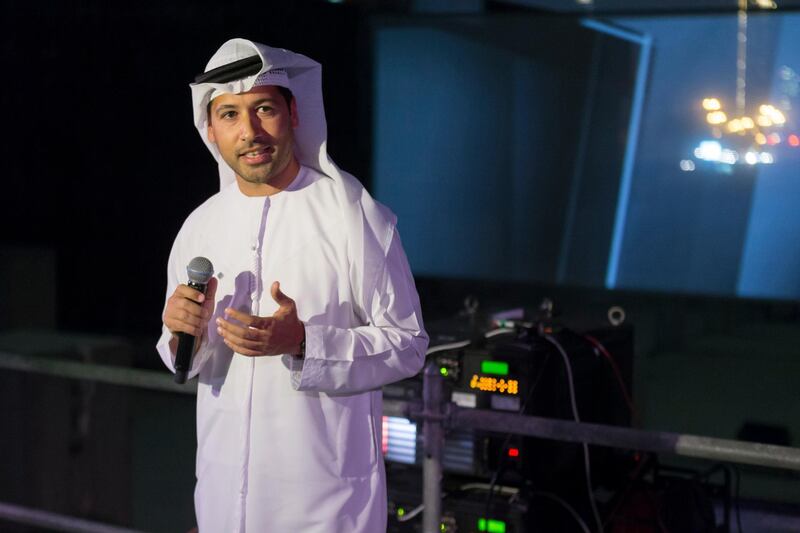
583;334;639;425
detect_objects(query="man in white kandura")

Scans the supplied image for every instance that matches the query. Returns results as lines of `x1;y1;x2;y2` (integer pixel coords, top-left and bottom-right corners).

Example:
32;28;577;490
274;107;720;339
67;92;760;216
156;38;428;532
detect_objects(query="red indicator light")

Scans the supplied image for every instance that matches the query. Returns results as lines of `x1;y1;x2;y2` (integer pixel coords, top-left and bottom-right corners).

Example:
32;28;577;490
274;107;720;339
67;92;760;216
789;134;800;147
508;448;520;458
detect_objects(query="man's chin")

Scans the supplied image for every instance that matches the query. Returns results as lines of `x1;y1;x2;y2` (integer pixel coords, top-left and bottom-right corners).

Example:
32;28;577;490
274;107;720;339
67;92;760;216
239;178;272;187
237;168;274;185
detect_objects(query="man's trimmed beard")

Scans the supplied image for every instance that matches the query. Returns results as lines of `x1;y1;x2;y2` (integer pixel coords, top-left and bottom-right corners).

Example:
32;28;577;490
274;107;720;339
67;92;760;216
224;134;295;185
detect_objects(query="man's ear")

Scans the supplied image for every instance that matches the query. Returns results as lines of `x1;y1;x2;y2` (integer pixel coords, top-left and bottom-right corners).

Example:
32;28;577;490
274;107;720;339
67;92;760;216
290;97;299;129
207;123;216;144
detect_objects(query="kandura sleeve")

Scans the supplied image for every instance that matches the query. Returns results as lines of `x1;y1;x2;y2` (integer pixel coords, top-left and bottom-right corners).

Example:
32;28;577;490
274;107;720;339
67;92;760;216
155;231;214;380
287;230;428;394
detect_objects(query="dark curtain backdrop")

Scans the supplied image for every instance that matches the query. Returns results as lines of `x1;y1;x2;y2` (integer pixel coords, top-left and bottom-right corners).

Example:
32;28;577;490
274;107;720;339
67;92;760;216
0;0;369;336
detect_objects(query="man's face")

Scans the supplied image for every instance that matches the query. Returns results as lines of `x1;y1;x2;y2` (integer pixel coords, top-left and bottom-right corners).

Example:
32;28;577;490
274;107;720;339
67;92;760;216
207;85;298;188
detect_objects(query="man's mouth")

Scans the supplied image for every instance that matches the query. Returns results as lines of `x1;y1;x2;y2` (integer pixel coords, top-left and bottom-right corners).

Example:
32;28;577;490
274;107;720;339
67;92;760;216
239;146;274;163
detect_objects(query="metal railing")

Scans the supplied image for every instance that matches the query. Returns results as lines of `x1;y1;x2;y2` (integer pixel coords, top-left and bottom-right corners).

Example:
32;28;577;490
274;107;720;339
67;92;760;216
413;360;800;533
0;350;195;395
2;351;800;533
0;502;146;533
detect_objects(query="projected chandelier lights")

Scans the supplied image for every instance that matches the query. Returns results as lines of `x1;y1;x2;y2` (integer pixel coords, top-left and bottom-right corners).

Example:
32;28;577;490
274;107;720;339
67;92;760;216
684;0;800;171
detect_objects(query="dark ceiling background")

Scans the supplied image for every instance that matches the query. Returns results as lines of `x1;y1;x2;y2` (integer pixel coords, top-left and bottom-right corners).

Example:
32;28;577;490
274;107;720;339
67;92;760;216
0;0;367;335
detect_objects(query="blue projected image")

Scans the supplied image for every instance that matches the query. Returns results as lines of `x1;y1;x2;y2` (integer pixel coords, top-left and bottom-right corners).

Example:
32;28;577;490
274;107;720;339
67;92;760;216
372;14;800;300
612;14;800;300
372;18;619;286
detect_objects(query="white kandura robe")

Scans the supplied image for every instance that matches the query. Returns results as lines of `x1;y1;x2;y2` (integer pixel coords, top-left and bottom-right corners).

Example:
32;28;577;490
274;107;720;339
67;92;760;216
156;165;428;532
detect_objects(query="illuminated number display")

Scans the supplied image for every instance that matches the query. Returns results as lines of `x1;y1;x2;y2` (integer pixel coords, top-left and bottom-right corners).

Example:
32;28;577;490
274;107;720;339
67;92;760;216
469;374;519;395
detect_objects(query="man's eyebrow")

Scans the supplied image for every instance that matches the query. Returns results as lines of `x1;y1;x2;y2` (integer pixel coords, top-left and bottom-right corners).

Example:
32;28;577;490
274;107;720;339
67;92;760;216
213;103;237;113
252;98;279;106
212;98;279;114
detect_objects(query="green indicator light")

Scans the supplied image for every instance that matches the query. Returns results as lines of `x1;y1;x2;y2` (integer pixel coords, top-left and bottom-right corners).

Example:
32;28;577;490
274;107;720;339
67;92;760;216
440;367;448;376
440;523;446;532
477;518;506;533
397;507;405;517
488;519;506;533
481;360;509;376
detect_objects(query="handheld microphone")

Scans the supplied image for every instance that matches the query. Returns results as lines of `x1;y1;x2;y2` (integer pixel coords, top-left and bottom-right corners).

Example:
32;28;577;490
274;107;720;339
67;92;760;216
174;256;215;384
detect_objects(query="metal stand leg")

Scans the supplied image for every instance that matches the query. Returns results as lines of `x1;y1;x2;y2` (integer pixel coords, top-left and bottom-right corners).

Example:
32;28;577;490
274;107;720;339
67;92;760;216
422;360;444;533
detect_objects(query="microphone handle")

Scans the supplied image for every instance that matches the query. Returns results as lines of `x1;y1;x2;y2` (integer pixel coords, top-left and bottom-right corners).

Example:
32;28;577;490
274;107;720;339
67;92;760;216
174;279;209;384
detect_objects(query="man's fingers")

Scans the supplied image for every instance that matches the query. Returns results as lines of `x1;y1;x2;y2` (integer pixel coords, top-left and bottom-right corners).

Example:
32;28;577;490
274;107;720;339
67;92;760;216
165;309;203;331
223;307;261;326
217;316;271;341
221;338;263;357
165;313;203;337
171;324;202;337
177;308;204;327
217;316;274;356
164;281;215;337
202;277;218;313
214;304;296;357
271;281;294;308
170;295;210;320
174;284;206;303
221;334;265;353
205;277;218;302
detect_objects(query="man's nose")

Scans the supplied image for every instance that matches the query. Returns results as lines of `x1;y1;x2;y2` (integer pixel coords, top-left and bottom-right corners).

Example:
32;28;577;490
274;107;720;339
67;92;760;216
240;112;264;142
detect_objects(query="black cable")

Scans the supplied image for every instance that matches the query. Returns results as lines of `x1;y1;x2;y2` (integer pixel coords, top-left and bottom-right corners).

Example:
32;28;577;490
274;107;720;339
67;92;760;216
714;462;745;533
602;452;653;529
543;333;604;533
580;333;639;425
483;349;552;523
729;464;744;533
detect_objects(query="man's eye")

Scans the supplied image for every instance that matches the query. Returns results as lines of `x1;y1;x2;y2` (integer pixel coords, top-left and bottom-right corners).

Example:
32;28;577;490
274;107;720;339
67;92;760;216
220;111;237;119
257;106;275;114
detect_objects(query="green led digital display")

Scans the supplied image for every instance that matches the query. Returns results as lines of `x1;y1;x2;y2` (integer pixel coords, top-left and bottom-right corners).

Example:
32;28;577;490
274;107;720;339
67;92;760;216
481;360;509;376
477;518;507;533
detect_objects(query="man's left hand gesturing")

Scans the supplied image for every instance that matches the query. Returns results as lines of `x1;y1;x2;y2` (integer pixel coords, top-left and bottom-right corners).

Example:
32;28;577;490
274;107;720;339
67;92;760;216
216;281;305;356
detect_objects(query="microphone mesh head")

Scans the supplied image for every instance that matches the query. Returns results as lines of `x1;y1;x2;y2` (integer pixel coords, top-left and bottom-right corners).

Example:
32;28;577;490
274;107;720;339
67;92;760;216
186;256;215;284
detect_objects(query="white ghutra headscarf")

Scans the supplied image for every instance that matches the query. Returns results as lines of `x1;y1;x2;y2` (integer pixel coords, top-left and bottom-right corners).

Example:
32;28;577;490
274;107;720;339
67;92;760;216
189;38;343;193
